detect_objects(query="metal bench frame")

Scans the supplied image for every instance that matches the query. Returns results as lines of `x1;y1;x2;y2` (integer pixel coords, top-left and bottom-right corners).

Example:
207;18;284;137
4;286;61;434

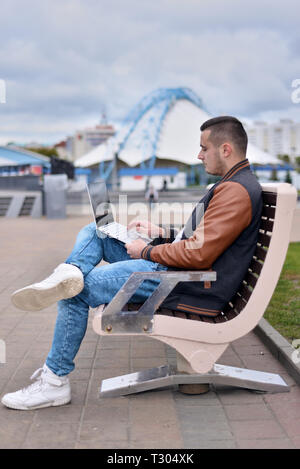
93;183;297;397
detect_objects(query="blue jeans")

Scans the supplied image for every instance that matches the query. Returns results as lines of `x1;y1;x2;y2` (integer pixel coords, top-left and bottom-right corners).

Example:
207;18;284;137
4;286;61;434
46;223;168;376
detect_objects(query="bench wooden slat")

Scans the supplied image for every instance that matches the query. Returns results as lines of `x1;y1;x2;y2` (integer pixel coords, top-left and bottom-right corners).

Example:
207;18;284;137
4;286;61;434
214;313;227;323
221;296;244;319
244;271;258;288
262;205;276;219
201;316;216;323
232;294;247;313
238;284;252;302
262;192;277;205
223;309;238;320
249;258;264;275
174;311;188;319
257;232;271;247
260;218;274;232
222;302;233;313
158;308;174;316
254;245;268;261
188;313;202;321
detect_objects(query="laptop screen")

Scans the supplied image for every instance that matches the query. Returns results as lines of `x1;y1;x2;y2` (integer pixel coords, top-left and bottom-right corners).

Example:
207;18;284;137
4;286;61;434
86;180;114;226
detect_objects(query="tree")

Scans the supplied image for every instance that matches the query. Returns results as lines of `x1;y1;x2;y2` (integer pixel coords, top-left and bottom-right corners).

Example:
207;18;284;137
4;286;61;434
285;170;292;184
270;168;279;181
277;154;291;163
27;147;59;158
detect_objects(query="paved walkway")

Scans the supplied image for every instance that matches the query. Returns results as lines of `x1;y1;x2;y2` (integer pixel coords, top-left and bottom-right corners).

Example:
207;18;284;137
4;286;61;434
0;216;299;449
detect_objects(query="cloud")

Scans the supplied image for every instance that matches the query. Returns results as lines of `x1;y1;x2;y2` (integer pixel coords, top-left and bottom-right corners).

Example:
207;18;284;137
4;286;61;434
0;0;299;144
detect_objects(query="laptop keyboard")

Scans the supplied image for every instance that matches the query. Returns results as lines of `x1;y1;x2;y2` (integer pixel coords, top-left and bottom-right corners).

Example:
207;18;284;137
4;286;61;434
98;222;140;244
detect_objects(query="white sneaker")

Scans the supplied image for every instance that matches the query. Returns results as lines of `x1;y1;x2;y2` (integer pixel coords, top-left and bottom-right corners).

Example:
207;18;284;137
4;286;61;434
11;263;84;311
1;364;71;410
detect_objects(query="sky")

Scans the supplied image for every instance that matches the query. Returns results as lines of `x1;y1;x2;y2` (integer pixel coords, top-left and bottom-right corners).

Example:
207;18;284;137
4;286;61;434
0;0;299;145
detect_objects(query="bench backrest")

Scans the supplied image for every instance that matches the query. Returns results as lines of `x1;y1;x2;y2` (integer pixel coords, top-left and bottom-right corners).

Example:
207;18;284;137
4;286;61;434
153;183;297;344
202;183;296;342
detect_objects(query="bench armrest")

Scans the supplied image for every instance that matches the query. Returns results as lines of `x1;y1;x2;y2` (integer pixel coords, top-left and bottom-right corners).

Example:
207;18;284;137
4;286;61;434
100;270;216;334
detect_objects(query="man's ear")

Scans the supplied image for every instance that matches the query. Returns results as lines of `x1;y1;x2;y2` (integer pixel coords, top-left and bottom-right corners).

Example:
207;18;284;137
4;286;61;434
221;142;233;158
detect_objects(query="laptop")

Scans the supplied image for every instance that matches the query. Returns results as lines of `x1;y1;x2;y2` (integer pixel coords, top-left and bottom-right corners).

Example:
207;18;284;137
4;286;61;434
86;180;152;244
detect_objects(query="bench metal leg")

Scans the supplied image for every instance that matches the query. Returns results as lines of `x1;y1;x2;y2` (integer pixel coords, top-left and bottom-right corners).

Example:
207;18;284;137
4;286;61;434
99;363;290;397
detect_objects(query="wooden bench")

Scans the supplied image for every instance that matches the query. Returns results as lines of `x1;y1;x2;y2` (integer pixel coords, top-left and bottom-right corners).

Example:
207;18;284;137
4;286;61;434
93;183;297;396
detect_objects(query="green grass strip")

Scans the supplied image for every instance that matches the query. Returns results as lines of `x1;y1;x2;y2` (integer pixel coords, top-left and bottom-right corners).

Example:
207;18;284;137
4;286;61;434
264;242;300;343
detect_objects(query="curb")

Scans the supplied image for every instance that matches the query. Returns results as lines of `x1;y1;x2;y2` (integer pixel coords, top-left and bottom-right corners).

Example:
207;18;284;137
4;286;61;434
254;318;300;385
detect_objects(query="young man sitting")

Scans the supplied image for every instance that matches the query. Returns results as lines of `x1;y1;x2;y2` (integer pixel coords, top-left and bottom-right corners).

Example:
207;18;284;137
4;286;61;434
1;116;262;410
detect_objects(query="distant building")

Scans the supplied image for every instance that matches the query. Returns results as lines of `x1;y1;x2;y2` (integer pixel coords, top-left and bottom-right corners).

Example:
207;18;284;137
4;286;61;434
0;145;50;176
54;140;69;160
65;122;115;162
245;120;300;160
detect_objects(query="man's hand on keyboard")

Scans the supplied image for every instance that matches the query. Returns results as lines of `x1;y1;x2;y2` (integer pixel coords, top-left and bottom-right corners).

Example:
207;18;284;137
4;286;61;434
125;239;148;259
127;219;165;238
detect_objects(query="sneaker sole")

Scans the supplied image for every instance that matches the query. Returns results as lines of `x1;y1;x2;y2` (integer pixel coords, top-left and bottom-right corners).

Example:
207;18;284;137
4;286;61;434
1;396;71;410
11;277;83;311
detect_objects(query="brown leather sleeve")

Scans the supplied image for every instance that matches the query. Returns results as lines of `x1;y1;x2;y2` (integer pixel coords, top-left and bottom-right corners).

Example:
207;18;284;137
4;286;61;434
146;181;252;269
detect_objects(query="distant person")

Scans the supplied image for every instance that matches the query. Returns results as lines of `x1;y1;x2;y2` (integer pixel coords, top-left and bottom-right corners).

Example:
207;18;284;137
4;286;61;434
162;179;168;191
1;116;262;411
145;185;159;208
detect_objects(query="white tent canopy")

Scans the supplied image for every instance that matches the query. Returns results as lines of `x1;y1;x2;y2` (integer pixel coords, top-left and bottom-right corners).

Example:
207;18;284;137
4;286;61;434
75;96;281;168
245;143;280;165
75;141;112;168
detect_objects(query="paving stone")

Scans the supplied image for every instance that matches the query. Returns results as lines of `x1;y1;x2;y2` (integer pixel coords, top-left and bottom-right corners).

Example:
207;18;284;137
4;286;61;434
183;439;237;449
82;403;128;423
217;388;266;405
22;422;79;449
230;419;286;440
75;440;130;449
292;436;300;448
236;438;295;449
33;403;83;423
264;384;300;403
0;418;32;449
128;439;183;449
223;403;274;421
78;420;128;443
179;421;233;443
267;399;300;420
173;390;219;406
277;418;300;439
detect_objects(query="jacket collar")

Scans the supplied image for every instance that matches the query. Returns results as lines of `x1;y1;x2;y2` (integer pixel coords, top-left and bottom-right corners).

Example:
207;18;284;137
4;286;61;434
221;158;250;182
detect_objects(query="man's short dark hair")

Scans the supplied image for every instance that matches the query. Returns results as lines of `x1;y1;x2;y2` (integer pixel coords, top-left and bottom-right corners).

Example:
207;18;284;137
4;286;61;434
200;116;248;156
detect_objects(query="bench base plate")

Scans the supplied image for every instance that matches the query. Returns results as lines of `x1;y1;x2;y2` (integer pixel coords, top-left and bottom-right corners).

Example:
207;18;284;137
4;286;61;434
99;363;290;397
